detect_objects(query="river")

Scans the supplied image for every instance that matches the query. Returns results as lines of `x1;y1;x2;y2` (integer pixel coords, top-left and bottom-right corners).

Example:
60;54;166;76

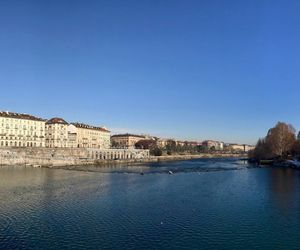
0;158;299;249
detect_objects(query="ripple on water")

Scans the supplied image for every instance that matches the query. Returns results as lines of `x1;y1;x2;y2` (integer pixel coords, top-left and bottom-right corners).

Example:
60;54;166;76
0;213;14;233
0;160;300;249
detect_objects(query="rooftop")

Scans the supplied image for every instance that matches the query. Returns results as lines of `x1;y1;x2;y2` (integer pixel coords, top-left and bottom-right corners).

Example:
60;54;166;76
71;122;110;132
0;111;45;122
111;133;145;138
46;117;68;125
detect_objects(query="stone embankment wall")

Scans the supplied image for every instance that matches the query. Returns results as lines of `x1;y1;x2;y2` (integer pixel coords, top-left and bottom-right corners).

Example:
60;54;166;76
153;153;247;162
0;148;150;167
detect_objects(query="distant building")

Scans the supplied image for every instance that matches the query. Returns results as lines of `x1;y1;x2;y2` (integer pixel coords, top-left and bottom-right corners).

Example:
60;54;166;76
229;144;244;152
141;134;158;140
69;123;111;149
67;125;77;148
46;119;111;149
156;139;201;149
226;143;255;152
185;141;202;147
176;141;186;147
45;118;69;148
111;134;145;148
175;141;201;147
245;145;255;152
202;140;223;150
156;138;175;148
0;111;46;147
157;138;168;148
0;111;111;149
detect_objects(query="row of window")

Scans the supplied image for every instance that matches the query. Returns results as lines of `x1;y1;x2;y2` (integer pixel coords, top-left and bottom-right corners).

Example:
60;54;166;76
1;129;43;134
0;118;44;125
0;141;43;147
46;144;68;147
46;125;66;129
46;133;67;137
81;131;106;136
46;139;68;141
0;136;43;140
1;124;44;130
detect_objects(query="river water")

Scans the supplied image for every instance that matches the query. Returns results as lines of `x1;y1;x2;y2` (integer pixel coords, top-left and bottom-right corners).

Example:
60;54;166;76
0;158;300;249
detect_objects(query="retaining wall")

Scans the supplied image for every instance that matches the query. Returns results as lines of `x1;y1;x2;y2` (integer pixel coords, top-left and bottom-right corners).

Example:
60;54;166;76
0;147;150;167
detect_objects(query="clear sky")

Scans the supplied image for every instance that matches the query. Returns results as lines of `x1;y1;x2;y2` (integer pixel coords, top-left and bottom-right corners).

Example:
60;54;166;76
1;0;300;144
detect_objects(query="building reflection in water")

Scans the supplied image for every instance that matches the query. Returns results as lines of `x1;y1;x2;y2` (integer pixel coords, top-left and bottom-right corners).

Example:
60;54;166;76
269;168;300;212
0;166;114;216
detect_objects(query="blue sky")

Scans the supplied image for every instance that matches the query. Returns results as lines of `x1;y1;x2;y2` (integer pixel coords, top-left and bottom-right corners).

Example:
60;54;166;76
1;0;300;144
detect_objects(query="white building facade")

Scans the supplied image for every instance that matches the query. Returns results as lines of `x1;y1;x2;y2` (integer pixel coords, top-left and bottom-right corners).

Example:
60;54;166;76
0;112;45;147
45;118;69;148
68;123;111;149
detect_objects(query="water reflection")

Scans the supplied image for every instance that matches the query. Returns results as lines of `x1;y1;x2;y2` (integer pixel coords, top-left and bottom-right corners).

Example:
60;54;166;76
269;168;300;212
0;166;46;189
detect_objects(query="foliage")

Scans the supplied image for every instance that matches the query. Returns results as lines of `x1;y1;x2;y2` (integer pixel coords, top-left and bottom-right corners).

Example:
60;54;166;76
297;131;300;141
150;147;163;156
165;140;177;152
249;138;272;161
292;140;300;156
135;139;157;150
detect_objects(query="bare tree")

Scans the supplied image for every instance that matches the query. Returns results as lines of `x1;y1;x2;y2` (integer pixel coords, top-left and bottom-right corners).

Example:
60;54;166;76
250;122;296;161
250;137;272;160
135;139;157;150
266;122;296;158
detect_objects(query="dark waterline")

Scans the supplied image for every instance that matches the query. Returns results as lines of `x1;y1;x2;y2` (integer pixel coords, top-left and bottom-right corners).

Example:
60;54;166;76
0;159;300;249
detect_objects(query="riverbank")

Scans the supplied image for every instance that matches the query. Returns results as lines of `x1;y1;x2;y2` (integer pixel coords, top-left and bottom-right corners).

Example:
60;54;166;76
151;153;246;162
0;147;246;168
254;159;300;170
0;147;149;167
48;153;247;169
